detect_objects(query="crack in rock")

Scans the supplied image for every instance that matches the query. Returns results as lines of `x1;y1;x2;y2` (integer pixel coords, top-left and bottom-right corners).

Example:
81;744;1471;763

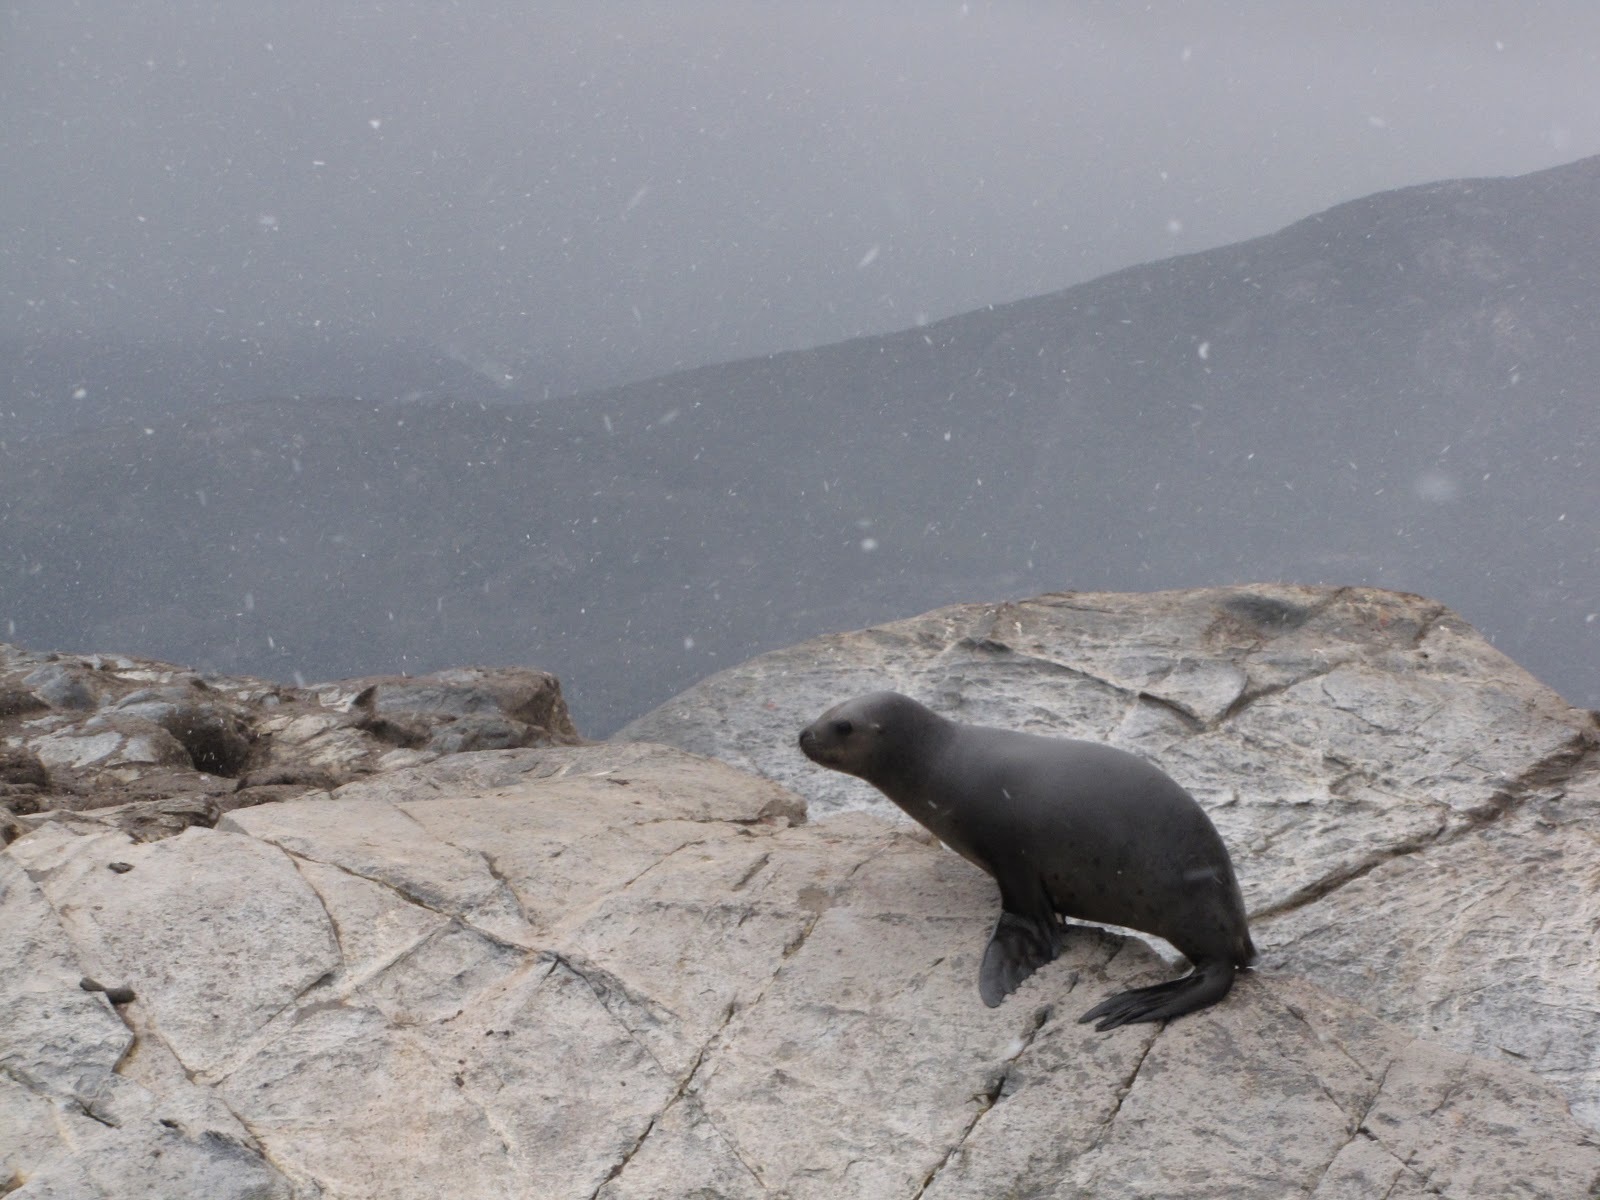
285;854;446;996
250;834;523;954
1270;993;1377;1115
1133;690;1206;733
1253;729;1594;924
612;837;716;897
1381;1161;1434;1200
769;840;889;970
589;1007;742;1199
1082;1024;1161;1161
588;1114;661;1199
1407;603;1452;649
286;851;345;949
627;808;803;830
1249;829;1449;923
474;848;530;925
3;1058;122;1135
209;1086;321;1196
945;629;1137;704
965;598;1388;733
542;834;751;943
910;1004;1052;1199
403;1027;519;1173
1216;663;1340;727
630;840;899;1196
548;951;682;1080
1303;1056;1395;1196
592;990;775;1199
730;851;771;892
1425;1058;1471;1120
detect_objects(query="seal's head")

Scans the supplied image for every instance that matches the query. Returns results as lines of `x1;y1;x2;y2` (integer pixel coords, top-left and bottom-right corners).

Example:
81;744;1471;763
797;690;940;784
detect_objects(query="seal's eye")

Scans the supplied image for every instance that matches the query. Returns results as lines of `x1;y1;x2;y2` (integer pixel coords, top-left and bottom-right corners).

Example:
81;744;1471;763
831;719;854;737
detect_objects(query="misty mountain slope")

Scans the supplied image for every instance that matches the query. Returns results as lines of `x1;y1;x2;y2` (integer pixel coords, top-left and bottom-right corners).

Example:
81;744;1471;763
2;156;1597;733
0;331;518;443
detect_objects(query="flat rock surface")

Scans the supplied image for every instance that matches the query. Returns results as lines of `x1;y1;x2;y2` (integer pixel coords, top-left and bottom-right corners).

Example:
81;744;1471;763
5;585;1599;1198
4;732;1599;1196
620;585;1600;1127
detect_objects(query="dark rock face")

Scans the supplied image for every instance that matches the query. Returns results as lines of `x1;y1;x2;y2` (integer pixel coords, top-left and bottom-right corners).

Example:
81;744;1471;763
2;158;1598;734
0;644;581;842
0;687;48;719
110;689;255;776
0;747;50;795
1;748;51;841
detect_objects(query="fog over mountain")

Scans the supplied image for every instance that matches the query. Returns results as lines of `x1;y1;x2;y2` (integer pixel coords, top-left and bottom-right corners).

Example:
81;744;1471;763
6;3;1600;395
3;158;1596;733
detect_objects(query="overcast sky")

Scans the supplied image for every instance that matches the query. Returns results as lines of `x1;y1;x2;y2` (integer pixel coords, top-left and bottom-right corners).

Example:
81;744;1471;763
4;1;1599;390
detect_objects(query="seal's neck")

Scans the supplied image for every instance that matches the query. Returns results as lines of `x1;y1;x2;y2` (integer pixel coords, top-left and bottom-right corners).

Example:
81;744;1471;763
863;703;954;816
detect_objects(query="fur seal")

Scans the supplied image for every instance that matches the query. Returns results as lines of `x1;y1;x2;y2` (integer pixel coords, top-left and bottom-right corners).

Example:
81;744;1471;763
798;691;1255;1029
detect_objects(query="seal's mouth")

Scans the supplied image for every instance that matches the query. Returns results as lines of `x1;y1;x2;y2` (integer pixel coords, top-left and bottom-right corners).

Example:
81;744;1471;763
797;726;838;766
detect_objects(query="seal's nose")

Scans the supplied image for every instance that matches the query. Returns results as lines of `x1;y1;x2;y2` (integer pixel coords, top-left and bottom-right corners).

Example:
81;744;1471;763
798;727;815;751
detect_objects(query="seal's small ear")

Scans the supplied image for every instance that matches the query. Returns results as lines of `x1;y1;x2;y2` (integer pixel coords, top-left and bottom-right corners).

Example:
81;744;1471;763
870;721;885;733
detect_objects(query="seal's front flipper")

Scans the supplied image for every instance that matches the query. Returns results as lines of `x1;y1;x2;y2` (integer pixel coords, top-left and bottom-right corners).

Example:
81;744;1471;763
979;910;1061;1007
1077;957;1237;1031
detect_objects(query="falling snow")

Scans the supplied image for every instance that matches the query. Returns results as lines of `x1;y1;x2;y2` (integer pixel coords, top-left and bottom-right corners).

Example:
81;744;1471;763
1413;472;1461;504
1;7;1598;735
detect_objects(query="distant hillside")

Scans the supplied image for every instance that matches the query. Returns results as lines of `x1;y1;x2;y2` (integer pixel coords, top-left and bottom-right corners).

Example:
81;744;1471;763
3;156;1597;733
0;331;517;443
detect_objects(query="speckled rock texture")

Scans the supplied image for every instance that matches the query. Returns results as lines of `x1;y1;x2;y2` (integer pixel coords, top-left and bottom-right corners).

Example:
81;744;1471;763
0;643;578;843
621;585;1600;1132
5;586;1599;1198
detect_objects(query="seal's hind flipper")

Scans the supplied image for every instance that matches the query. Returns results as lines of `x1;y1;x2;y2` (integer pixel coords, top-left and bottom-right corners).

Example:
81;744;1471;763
979;910;1061;1007
1078;958;1237;1031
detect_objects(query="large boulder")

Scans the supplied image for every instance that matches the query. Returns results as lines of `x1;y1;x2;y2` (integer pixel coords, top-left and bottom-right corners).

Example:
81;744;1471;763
619;584;1600;1129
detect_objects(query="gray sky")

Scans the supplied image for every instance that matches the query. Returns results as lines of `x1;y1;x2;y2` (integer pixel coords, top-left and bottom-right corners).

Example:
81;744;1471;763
5;1;1599;389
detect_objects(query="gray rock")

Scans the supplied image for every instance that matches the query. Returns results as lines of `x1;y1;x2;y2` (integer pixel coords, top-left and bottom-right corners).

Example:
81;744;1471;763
5;588;1599;1197
4;730;1598;1198
0;803;22;846
620;584;1600;1129
112;695;254;776
11;1122;294;1200
0;853;130;1105
369;666;577;728
423;714;538;754
9;824;341;1079
0;645;583;836
20;664;97;711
